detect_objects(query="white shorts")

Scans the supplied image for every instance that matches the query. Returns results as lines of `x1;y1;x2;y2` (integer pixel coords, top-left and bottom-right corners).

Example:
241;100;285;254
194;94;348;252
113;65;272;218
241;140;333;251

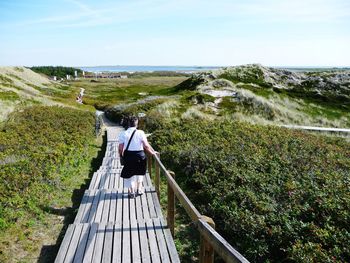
123;176;144;188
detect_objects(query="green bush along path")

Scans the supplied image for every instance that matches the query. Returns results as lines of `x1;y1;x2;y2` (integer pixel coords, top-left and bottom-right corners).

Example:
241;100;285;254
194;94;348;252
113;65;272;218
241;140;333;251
149;119;350;263
0;106;100;262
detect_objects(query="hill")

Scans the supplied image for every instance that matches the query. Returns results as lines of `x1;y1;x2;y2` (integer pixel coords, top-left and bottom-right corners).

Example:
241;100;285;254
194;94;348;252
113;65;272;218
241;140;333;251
0;67;94;121
105;65;350;130
173;64;350;127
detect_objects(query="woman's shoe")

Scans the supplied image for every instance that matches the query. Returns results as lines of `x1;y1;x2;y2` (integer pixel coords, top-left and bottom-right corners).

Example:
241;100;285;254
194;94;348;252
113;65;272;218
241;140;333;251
137;188;144;195
128;192;135;199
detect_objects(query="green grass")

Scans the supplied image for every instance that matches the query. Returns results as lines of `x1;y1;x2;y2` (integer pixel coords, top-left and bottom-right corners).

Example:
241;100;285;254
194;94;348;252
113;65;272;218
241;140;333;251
67;76;187;109
0;91;20;101
0;74;14;84
237;84;275;98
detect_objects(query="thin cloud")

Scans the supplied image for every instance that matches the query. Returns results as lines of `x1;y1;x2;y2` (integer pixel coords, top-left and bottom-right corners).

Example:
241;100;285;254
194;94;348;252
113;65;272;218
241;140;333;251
3;0;349;30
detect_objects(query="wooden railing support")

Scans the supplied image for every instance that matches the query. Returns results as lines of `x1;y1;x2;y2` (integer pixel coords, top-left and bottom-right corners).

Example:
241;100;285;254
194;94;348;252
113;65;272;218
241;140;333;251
167;171;176;237
155;152;161;199
199;216;215;263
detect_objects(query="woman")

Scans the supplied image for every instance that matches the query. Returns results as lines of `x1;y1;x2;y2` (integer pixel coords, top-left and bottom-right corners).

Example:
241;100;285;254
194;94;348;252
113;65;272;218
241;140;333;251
118;116;157;198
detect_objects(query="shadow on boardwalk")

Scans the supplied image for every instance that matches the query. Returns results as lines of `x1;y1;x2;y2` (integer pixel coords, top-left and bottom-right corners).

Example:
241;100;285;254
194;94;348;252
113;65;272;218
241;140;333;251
37;130;108;263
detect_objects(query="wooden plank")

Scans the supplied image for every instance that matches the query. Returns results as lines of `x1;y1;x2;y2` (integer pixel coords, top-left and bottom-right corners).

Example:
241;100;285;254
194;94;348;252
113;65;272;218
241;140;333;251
83;223;98;263
146;187;157;218
89;172;101;190
140;189;150;219
145;219;161;263
101;189;111;223
114;173;119;189
112;221;122;263
74;190;89;223
135;193;143;221
109;189;117;222
103;171;110;189
110;172;115;189
102;222;114;263
123;189;129;222
115;190;123;223
99;170;107;189
119;176;123;189
153;218;171;262
79;190;96;224
131;219;141;263
87;190;100;223
122;220;131;263
129;193;136;221
151;186;163;218
55;224;75;263
138;220;151;263
73;224;90;263
94;190;105;223
64;223;84;262
89;172;99;190
159;219;180;263
92;223;105;263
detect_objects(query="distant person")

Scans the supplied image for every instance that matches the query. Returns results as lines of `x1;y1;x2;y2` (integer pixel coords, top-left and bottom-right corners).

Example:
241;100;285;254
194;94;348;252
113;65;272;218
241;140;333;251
118;116;157;198
76;88;85;104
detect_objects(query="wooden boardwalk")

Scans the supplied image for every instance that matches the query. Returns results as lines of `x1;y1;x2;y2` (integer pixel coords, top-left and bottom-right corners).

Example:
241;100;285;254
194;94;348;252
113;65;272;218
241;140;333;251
55;127;180;263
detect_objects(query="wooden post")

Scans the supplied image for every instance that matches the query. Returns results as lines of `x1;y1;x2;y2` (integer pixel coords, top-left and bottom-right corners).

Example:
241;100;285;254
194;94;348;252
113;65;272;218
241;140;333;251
199;216;215;263
155;152;160;199
147;153;152;180
167;171;175;237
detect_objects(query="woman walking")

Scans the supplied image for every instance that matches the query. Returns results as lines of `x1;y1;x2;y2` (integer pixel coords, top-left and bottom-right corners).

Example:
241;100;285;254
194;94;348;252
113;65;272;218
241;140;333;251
118;116;157;198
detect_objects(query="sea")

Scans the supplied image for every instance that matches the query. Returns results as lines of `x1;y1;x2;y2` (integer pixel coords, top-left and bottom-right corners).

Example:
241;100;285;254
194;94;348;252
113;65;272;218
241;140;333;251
78;65;221;73
78;65;350;73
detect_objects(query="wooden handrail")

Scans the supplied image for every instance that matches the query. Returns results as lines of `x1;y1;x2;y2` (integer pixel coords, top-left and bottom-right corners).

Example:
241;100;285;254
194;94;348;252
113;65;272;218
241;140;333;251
153;153;201;221
280;125;350;133
197;218;250;263
149;153;250;263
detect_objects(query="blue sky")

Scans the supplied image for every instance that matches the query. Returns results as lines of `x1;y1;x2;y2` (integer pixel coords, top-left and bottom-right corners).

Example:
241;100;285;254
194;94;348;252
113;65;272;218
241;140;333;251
0;0;349;66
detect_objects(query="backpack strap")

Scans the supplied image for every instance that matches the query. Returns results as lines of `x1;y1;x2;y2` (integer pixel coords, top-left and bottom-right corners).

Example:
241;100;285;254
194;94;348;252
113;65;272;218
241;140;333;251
125;129;137;152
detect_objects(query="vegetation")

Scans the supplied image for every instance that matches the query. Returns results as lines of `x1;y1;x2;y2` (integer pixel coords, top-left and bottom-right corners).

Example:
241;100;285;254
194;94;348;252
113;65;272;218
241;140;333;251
218;65;273;88
72;76;186;109
0;91;20;101
1;65;349;262
30;66;82;78
149;119;350;263
0;106;97;261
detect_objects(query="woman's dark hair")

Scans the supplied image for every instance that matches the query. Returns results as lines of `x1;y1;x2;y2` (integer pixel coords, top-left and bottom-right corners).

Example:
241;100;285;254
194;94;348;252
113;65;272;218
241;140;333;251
128;116;139;127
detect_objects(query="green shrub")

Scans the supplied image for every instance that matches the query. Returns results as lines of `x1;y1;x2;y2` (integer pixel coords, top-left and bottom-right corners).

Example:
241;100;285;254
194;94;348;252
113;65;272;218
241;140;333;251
0;106;95;230
182;91;216;104
150;119;350;262
174;74;206;91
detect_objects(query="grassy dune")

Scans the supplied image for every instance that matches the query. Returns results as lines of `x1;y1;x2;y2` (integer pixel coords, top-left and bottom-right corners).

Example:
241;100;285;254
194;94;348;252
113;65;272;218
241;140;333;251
0;66;349;262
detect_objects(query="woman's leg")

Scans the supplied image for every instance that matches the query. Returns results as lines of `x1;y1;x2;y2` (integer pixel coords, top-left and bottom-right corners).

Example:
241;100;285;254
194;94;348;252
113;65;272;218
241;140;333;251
124;177;136;197
136;175;144;194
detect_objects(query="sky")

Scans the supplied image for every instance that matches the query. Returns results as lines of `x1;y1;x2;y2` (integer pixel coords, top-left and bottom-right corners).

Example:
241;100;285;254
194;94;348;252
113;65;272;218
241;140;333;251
0;0;349;67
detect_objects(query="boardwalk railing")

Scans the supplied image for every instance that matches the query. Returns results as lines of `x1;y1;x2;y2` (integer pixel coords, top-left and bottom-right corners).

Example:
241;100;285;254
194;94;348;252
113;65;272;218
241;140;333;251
280;125;350;134
147;153;250;263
